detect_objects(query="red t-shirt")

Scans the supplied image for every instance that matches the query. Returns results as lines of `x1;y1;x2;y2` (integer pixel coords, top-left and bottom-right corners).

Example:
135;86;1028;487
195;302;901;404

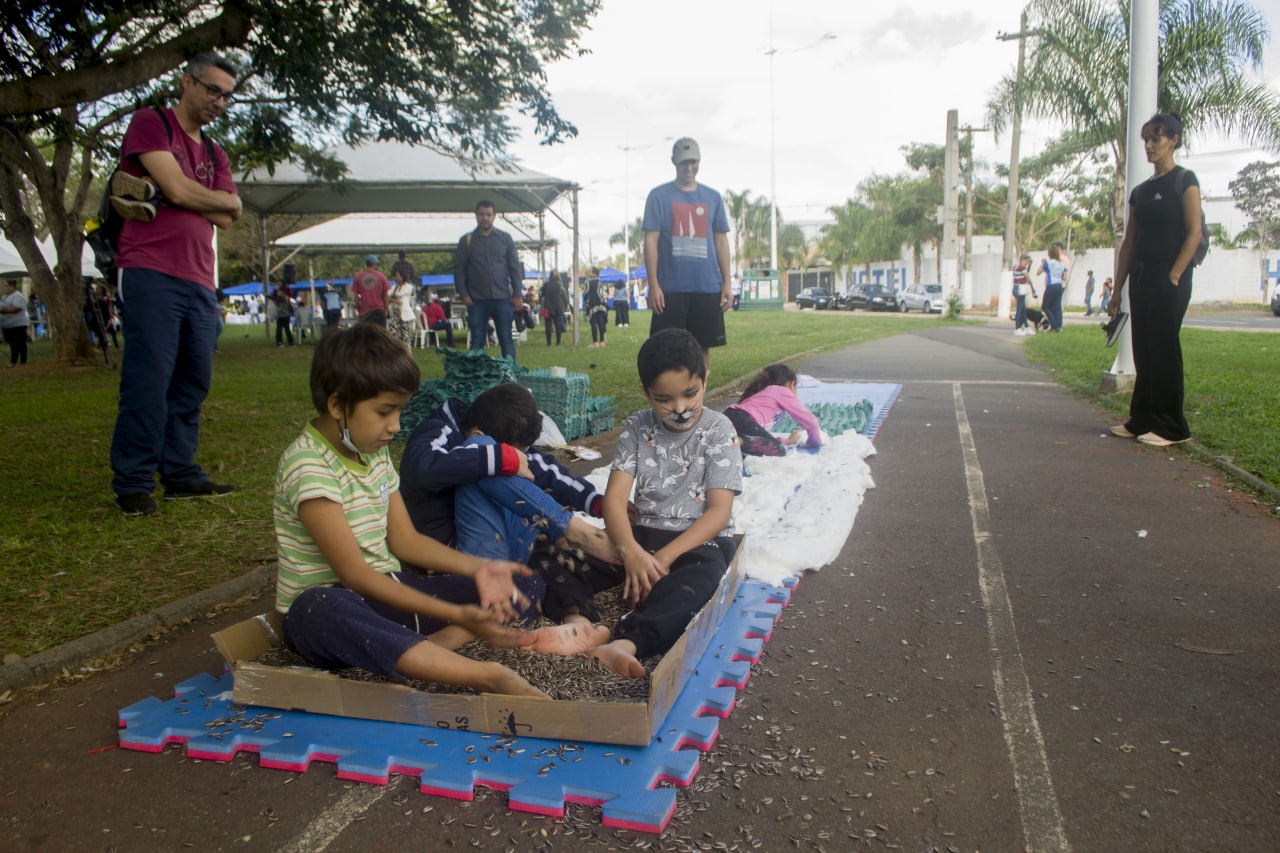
116;107;236;290
425;301;447;325
353;269;390;315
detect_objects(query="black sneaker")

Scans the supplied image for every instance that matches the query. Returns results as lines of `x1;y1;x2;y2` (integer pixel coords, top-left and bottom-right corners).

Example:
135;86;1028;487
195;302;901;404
1102;312;1128;348
115;492;157;516
163;481;236;501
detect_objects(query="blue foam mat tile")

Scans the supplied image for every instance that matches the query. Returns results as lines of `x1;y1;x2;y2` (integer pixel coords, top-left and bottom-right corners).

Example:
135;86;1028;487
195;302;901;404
118;578;795;834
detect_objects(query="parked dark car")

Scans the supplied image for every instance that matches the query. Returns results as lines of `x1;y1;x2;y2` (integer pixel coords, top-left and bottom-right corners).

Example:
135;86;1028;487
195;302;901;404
898;282;945;313
840;284;899;312
795;287;834;310
1272;281;1280;316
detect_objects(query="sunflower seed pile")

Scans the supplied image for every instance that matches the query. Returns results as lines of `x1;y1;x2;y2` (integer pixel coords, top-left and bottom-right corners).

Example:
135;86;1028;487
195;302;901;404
255;585;657;702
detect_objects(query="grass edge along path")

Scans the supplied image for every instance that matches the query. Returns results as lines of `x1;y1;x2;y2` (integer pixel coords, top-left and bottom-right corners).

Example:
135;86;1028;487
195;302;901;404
0;311;933;660
1023;324;1280;502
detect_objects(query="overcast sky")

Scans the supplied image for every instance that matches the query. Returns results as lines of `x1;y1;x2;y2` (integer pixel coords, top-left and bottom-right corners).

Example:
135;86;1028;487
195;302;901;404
507;0;1280;264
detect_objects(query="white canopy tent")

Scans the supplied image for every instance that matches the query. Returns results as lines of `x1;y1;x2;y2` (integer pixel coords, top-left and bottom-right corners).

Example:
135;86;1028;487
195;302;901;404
273;213;554;256
0;235;102;280
235;141;582;338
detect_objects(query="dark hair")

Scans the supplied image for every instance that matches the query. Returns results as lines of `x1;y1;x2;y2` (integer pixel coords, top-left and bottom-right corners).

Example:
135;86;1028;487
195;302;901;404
476;199;495;212
185;51;236;81
740;363;797;403
462;383;542;447
1048;244;1061;260
637;328;706;389
1141;112;1184;148
310;324;420;414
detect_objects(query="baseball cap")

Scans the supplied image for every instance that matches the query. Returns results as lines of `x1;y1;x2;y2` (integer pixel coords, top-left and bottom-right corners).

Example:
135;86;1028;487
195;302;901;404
672;137;701;163
365;254;379;265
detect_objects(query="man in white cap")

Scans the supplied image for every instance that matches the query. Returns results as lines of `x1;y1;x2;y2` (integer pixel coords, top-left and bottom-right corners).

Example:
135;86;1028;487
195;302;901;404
642;137;732;362
352;254;391;326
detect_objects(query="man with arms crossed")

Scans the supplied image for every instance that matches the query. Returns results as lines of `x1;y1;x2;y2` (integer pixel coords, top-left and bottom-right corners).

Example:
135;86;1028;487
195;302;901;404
642;137;732;363
109;52;242;516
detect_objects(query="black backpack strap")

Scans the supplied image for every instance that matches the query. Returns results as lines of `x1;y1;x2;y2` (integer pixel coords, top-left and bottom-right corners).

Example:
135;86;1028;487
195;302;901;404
153;105;219;174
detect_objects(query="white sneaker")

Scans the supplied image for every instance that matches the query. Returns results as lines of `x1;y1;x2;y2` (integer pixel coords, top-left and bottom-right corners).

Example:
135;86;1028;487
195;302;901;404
1013;328;1027;336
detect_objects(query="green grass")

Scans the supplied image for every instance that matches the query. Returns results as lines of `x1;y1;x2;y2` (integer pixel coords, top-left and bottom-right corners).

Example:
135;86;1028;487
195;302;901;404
0;311;938;656
1024;325;1280;487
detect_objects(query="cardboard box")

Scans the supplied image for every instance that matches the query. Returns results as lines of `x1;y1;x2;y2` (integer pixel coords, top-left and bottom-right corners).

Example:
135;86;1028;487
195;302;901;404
212;536;746;746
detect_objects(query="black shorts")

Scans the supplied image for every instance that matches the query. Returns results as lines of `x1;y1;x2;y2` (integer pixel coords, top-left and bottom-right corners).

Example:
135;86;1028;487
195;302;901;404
649;291;727;350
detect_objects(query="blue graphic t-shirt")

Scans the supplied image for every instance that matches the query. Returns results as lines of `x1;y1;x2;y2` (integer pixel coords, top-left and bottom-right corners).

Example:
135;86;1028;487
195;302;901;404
642;182;730;294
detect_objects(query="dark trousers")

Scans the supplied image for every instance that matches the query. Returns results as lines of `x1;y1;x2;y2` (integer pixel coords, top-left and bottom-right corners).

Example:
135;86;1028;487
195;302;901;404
589;310;607;342
536;526;733;660
544;310;564;345
614;298;629;326
1042;283;1064;330
430;319;454;346
3;325;28;364
110;268;218;496
275;317;294;345
725;405;787;457
1126;262;1193;441
283;570;546;679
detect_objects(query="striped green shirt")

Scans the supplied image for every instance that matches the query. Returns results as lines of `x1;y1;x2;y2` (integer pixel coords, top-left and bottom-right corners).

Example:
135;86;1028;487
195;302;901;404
273;421;400;612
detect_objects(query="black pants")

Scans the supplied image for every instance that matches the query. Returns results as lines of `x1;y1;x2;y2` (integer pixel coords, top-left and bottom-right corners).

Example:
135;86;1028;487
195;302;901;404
544;311;564;345
614;299;629;326
534;527;733;660
1126;261;1193;441
275;317;294;345
590;309;608;342
3;325;27;364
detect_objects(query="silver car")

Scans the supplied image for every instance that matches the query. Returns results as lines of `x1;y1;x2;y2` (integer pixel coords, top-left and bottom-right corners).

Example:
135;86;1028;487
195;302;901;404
898;283;945;314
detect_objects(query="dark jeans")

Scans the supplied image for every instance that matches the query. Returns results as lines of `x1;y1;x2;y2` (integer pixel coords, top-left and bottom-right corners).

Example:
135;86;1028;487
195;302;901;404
275;317;294;345
430;319;454;346
1041;283;1064;330
544;309;564;345
538;526;734;659
110;268;218;496
283;570;545;679
725;405;787;457
589;309;607;342
1014;292;1028;329
614;298;629;326
1126;262;1193;441
3;325;28;364
467;298;517;362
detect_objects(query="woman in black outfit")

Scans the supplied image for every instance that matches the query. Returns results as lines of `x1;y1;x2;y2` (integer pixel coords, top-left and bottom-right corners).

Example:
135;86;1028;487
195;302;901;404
540;271;565;345
1109;112;1200;447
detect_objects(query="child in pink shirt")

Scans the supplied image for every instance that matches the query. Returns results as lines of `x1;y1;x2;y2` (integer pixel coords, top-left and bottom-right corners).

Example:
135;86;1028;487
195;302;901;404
724;363;822;457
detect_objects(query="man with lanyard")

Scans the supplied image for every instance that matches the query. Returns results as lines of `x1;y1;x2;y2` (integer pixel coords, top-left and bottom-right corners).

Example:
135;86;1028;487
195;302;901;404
642;137;732;364
108;51;242;517
454;199;524;364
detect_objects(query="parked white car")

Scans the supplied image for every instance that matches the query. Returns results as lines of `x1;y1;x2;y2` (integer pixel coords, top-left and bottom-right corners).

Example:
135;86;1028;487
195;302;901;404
898;283;945;313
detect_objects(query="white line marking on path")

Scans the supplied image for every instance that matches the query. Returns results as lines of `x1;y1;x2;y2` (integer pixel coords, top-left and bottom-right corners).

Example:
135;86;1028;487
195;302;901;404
953;382;1072;853
817;377;1057;386
276;783;386;852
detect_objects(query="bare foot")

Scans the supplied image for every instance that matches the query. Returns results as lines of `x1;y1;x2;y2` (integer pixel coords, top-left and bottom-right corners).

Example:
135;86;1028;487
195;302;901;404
529;621;611;655
588;640;647;679
566;518;622;564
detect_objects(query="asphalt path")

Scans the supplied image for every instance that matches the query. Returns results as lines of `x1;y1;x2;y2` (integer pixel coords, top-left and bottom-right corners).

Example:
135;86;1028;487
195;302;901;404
2;323;1277;852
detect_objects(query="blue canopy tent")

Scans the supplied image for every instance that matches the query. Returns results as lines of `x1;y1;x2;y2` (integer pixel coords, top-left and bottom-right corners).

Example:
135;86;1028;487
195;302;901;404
597;267;627;283
630;265;647;280
420;274;454;288
222;282;264;296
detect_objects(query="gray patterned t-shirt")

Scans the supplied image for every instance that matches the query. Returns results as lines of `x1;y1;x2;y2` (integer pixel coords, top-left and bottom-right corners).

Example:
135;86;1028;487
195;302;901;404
611;408;742;537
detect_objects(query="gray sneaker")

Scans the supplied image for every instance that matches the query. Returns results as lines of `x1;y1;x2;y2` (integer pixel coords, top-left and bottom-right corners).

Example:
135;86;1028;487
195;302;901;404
110;195;157;223
110;171;158;202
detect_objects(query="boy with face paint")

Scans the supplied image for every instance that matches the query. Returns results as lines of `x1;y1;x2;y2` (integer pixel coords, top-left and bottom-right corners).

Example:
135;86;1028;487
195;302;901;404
588;328;742;678
272;324;546;696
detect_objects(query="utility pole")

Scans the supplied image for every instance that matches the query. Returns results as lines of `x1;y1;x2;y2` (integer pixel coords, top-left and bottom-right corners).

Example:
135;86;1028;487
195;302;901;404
941;109;960;294
997;11;1031;271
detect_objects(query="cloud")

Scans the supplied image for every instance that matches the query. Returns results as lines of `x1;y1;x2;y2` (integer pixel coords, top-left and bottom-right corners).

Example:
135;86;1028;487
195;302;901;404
859;9;989;59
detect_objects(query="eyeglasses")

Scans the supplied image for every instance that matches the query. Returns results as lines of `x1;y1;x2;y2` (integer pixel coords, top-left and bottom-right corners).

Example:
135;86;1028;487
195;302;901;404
192;77;234;104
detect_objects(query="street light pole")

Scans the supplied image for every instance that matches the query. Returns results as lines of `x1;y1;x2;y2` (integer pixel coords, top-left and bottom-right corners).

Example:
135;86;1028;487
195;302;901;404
766;24;836;275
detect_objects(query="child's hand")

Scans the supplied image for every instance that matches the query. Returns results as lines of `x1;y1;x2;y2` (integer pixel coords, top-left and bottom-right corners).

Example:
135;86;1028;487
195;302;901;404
786;429;806;446
513;448;534;481
622;547;668;605
473;560;533;621
455;605;537;649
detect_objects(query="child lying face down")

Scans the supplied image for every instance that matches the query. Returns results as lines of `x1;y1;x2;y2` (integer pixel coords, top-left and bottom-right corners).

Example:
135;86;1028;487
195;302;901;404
273;324;546;697
723;363;823;456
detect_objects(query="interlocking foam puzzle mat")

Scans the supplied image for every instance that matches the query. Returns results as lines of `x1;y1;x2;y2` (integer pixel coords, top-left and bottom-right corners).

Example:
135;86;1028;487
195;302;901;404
118;579;795;834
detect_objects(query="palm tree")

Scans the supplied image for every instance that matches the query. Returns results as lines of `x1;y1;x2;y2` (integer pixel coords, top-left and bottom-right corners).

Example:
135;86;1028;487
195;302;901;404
987;0;1280;248
608;217;644;268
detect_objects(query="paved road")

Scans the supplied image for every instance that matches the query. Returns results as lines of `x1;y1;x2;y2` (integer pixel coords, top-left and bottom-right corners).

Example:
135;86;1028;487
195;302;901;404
2;324;1277;852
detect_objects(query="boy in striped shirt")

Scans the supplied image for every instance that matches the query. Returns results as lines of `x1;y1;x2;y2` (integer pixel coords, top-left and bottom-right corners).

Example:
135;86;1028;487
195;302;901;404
272;324;544;696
